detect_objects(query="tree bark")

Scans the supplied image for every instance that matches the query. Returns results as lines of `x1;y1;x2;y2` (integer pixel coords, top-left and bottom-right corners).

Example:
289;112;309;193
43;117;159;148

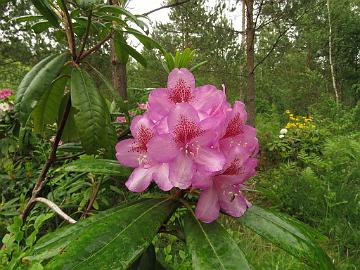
326;0;339;104
109;0;128;99
245;0;256;126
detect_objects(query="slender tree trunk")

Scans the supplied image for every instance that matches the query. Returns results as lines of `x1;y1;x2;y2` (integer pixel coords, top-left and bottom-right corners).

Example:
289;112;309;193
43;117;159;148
239;0;246;100
109;0;128;99
326;0;339;104
245;0;256;126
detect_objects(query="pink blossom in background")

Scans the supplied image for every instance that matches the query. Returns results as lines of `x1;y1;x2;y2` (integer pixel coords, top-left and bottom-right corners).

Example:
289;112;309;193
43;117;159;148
115;68;258;223
0;89;13;99
116;116;127;123
128;111;136;117
49;136;63;146
137;102;148;110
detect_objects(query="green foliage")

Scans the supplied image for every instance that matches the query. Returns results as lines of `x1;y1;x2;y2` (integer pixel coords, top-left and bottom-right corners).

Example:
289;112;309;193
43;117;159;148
183;212;251;270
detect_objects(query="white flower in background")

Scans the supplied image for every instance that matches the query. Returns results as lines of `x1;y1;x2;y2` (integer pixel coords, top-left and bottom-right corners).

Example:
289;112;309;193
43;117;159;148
0;102;11;112
280;128;288;135
279;134;285;138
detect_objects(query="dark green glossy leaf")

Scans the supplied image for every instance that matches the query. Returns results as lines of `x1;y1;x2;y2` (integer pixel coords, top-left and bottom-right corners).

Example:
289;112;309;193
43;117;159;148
15;15;43;23
57;143;83;153
183;212;251;270
114;31;129;64
114;34;147;67
129;244;158;270
70;67;111;154
95;5;143;29
25;200;147;262
31;0;59;27
31;20;51;33
237;206;335;270
44;198;178;269
123;28;164;52
62;159;131;176
58;94;79;142
15;54;68;125
32;76;68;135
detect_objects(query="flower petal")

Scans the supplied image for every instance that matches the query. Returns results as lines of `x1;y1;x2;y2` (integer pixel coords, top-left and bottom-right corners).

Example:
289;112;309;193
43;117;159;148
153;163;173;191
169;152;194;189
191;170;213;189
130;113;154;139
195;147;225;173
215;182;250;217
148;88;173;121
167;68;195;90
147;134;178;163
192;85;226;117
125;167;154;192
115;139;139;168
195;185;220;223
167;103;200;134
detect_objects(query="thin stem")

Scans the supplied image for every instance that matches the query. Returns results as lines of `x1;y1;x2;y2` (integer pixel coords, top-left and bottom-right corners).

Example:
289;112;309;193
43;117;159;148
79;30;114;60
84;178;102;216
21;98;72;221
77;10;92;61
34;197;77;224
61;0;77;60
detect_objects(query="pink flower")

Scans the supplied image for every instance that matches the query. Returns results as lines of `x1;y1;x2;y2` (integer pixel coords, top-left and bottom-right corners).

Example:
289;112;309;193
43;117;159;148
195;145;258;223
137;102;148;110
0;89;13;100
49;136;63;146
148;68;228;124
128;111;136;117
115;68;258;223
147;103;225;189
116;116;127;123
115;114;173;192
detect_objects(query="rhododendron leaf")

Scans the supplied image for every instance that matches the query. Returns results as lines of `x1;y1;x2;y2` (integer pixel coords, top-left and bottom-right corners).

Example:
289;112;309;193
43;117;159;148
25;199;153;262
32;75;68;135
31;0;60;27
190;61;208;72
236;206;335;270
122;28;164;52
128;244;166;270
63;159;131;176
183;212;251;270
44;198;178;269
15;54;68;125
15;15;44;23
58;93;79;142
71;67;112;154
114;32;147;67
31;20;51;34
95;5;144;29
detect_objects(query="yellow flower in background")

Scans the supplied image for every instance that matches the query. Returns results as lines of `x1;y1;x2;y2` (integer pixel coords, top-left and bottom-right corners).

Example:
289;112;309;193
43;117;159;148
283;110;316;130
285;110;290;114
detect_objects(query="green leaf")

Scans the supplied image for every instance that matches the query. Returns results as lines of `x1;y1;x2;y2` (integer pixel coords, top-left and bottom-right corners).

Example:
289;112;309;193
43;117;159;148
190;61;208;72
237;206;335;270
15;54;68;125
31;20;51;34
31;0;60;27
129;244;159;270
70;67;111;154
15;15;44;23
25;200;146;262
44;198;178;269
123;28;164;52
62;159;131;176
32;76;68;135
58;94;80;142
114;31;129;64
183;212;251;270
114;33;147;67
57;143;83;153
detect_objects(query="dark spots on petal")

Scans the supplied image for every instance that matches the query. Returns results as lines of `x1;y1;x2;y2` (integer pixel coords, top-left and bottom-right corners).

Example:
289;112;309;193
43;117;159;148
174;116;203;145
129;126;154;153
223;113;243;138
168;79;194;103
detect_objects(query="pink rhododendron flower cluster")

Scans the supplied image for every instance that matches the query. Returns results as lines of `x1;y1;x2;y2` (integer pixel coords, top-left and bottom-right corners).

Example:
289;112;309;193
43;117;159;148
0;89;13;100
115;116;127;123
115;68;258;223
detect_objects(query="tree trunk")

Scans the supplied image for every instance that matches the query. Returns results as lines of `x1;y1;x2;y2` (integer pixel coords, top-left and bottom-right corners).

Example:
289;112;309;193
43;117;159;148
245;0;256;126
326;0;339;104
109;0;128;99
